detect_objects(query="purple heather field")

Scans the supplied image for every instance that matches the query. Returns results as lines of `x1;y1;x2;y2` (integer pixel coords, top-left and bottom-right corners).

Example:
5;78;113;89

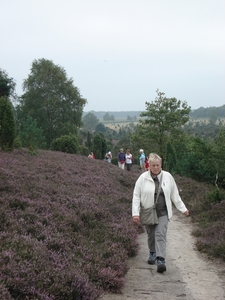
0;149;143;300
1;149;225;299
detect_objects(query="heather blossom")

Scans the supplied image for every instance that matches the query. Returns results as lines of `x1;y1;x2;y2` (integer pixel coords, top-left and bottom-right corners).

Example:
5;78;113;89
0;149;142;299
0;149;224;299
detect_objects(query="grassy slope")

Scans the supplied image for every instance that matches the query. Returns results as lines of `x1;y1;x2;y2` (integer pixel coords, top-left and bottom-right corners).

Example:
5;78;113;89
0;149;224;299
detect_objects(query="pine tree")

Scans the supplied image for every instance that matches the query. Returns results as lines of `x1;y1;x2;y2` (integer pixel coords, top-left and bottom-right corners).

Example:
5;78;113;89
0;96;15;150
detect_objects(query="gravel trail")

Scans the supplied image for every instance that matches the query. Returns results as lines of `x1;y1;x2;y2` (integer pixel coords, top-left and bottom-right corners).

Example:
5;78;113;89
99;212;225;300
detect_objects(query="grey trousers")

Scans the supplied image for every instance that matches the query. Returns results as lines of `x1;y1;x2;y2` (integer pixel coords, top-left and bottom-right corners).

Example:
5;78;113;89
145;215;169;259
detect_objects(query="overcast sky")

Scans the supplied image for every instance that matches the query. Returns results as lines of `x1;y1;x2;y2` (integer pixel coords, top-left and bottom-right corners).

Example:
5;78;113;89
1;0;225;112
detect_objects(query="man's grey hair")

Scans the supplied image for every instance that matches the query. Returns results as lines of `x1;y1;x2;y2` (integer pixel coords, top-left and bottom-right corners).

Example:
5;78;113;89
148;153;162;164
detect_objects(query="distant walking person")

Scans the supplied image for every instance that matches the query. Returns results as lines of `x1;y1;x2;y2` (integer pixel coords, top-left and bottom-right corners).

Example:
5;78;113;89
105;151;112;163
118;148;126;170
139;149;145;173
88;152;95;159
125;149;133;171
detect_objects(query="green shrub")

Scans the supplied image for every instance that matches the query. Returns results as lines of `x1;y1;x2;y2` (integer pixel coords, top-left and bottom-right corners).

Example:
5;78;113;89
206;188;225;204
79;144;89;156
0;96;15;151
111;157;118;165
13;136;22;149
19;116;46;151
51;134;79;154
214;242;225;261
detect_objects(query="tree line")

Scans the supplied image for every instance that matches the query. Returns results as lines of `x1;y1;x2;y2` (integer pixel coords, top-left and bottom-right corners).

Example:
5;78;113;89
190;105;225;119
1;60;225;190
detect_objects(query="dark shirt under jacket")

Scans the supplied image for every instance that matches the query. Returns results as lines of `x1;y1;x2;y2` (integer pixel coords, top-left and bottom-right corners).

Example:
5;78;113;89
153;176;168;217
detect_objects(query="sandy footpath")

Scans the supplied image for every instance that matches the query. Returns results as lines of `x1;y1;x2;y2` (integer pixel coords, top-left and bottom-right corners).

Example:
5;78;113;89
99;211;225;300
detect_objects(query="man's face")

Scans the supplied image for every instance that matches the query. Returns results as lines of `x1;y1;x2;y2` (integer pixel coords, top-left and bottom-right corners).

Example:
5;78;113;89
149;160;162;176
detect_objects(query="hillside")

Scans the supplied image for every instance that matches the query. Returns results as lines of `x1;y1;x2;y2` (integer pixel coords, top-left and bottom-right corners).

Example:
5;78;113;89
83;104;225;120
0;149;142;299
0;149;224;299
83;111;142;119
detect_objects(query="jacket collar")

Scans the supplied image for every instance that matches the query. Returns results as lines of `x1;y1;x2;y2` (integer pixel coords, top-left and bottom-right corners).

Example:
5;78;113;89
147;170;163;181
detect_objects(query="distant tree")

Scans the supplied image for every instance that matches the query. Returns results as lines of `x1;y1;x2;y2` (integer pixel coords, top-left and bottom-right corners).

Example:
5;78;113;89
100;133;107;158
164;140;177;172
136;89;191;159
82;112;99;131
103;112;110;121
0;70;16;151
175;134;214;182
0;69;16;98
20;116;46;151
95;123;106;133
212;129;225;186
169;120;225;184
103;113;114;121
0;96;15;151
92;134;107;159
209;108;217;124
79;144;89;156
115;132;134;155
184;122;221;140
85;131;92;151
127;115;137;121
18;58;86;148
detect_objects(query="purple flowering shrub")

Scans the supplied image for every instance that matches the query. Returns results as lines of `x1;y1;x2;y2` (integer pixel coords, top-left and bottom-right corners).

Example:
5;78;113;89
0;149;142;299
175;175;225;261
193;201;225;261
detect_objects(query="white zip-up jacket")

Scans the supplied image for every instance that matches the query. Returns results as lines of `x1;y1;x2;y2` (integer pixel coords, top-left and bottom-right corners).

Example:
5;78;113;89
132;170;187;220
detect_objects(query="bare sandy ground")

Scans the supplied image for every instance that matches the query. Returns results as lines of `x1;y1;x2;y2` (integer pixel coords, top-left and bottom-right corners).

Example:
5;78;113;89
99;211;225;300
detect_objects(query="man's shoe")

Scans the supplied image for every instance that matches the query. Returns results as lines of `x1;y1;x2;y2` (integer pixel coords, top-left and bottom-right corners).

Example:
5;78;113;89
157;258;166;273
148;251;156;265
